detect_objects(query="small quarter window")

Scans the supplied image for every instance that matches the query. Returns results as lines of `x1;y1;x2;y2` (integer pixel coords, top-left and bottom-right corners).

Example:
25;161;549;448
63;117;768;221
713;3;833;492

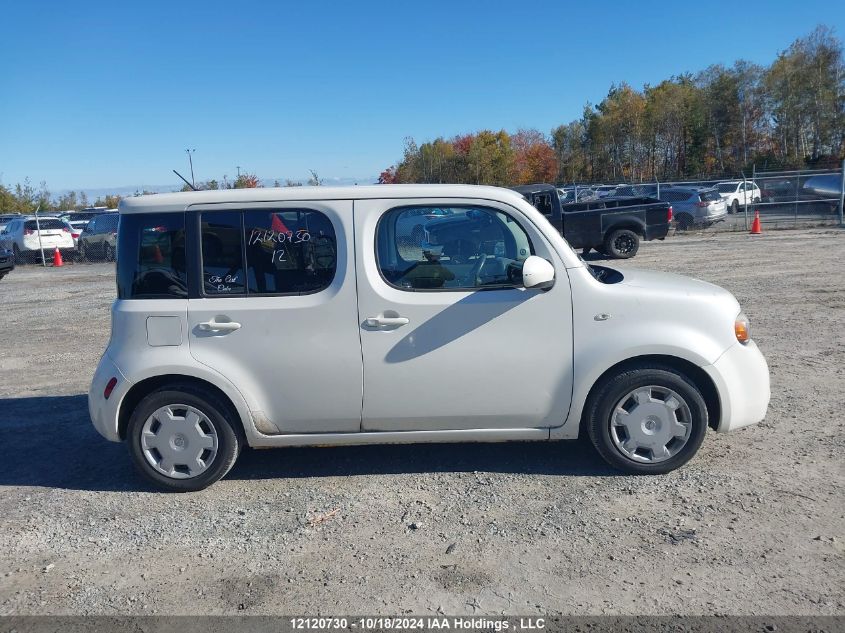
377;206;534;291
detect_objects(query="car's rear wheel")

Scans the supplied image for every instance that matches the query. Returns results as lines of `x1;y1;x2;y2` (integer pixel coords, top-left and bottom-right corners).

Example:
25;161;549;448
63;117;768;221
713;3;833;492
604;229;639;259
731;200;739;214
104;243;115;262
127;385;242;492
585;365;708;474
78;242;87;262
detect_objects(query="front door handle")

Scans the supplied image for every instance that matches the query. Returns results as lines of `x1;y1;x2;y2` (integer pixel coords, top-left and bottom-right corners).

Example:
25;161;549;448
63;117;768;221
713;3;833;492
198;319;242;332
365;316;410;328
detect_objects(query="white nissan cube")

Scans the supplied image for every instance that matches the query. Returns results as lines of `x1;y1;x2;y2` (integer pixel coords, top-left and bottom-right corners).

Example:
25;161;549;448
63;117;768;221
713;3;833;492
89;185;770;491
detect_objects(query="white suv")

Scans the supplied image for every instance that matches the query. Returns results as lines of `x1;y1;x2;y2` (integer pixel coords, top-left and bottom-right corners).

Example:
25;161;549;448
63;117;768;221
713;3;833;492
716;181;762;214
89;185;770;491
0;216;76;263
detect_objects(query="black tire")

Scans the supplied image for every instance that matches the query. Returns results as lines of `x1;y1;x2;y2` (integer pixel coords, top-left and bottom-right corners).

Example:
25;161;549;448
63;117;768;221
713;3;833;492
731;200;739;215
103;243;115;262
585;364;708;475
78;242;87;262
127;384;243;492
675;213;693;231
603;229;639;259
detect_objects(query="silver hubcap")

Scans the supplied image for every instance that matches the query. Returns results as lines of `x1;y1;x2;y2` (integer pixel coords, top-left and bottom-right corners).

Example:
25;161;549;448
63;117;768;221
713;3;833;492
140;405;218;479
610;386;692;463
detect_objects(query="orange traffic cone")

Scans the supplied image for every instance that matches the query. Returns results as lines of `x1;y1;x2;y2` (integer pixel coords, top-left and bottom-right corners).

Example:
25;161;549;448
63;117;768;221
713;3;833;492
52;246;63;267
750;209;762;235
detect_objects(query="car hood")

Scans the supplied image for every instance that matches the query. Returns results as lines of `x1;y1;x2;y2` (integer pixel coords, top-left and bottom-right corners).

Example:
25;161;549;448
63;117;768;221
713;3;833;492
617;267;740;310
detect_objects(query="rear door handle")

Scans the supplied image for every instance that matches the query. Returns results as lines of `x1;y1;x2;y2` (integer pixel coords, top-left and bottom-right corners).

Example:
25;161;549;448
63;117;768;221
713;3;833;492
365;316;410;328
198;319;241;332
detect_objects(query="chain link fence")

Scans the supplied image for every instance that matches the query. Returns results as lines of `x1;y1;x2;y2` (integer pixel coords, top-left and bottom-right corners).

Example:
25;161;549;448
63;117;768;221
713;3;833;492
560;161;845;232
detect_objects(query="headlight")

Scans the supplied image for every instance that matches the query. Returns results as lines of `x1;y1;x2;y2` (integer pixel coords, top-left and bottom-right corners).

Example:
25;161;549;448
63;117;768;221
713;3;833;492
735;313;751;344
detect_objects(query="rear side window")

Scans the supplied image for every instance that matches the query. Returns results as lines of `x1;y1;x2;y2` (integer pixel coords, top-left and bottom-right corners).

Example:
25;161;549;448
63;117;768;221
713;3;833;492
699;190;721;202
117;213;187;299
198;209;337;296
98;214;119;231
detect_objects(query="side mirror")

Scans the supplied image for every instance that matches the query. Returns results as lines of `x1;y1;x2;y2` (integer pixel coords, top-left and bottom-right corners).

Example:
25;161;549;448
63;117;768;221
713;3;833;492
522;255;555;290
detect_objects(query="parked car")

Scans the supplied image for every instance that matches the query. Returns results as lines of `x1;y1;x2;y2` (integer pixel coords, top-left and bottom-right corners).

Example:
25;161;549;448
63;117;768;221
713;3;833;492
0;216;76;263
800;174;842;213
593;185;619;198
393;207;454;245
614;184;658;198
0;247;14;280
88;184;769;491
658;187;727;229
0;214;21;233
715;181;762;214
77;212;119;261
513;183;672;259
759;178;795;203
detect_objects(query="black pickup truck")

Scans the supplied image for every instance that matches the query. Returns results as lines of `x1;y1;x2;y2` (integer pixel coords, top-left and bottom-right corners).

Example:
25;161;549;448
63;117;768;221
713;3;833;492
512;183;672;258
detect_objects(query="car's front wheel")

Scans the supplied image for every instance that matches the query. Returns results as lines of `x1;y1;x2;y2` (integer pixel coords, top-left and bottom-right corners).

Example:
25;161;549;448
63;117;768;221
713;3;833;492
585;365;708;474
127;385;242;491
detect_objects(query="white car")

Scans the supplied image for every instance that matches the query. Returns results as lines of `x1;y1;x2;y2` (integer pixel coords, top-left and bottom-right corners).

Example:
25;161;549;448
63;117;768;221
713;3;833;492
89;184;770;491
716;181;762;214
0;216;76;263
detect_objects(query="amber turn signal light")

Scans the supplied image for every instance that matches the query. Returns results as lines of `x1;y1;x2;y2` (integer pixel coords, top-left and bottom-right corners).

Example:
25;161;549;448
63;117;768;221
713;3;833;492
734;314;750;344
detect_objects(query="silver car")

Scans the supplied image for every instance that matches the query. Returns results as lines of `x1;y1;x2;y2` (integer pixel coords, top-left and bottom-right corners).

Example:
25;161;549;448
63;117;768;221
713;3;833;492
659;187;727;230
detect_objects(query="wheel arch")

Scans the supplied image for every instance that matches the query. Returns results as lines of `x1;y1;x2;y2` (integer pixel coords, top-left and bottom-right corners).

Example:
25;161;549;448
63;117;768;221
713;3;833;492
118;374;245;440
577;354;721;435
603;221;645;239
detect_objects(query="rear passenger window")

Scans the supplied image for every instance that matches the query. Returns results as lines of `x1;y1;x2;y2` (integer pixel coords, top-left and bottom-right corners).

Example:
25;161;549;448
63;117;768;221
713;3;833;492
197;209;337;297
243;210;337;295
117;213;187;299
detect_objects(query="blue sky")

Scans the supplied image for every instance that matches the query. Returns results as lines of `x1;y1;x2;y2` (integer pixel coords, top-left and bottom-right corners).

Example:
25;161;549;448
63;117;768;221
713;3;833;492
0;0;842;192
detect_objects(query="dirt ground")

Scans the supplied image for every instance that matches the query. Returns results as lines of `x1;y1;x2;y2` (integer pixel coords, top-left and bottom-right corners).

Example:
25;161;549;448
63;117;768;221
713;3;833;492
0;227;843;616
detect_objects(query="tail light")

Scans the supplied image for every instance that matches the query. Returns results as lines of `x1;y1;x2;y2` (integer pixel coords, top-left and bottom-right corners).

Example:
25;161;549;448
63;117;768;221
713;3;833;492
24;229;34;236
696;201;709;207
667;206;673;222
62;227;71;233
72;232;80;239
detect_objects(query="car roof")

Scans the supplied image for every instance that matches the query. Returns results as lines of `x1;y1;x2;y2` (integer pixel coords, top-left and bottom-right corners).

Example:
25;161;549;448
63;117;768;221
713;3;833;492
119;184;530;215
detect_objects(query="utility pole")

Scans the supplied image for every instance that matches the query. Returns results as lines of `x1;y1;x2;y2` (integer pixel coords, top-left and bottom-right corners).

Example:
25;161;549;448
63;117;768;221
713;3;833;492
185;149;196;187
236;166;241;179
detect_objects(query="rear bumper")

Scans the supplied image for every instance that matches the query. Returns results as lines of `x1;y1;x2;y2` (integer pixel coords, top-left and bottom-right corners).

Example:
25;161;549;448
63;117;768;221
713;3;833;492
89;353;132;442
703;340;770;432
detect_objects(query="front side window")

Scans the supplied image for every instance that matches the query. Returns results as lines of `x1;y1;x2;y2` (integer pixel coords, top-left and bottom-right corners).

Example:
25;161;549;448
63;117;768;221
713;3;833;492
198;209;337;296
117;213;187;299
377;206;533;291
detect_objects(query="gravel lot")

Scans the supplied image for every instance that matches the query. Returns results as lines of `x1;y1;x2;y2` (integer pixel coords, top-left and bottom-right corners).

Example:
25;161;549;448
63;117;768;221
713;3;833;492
1;228;843;616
